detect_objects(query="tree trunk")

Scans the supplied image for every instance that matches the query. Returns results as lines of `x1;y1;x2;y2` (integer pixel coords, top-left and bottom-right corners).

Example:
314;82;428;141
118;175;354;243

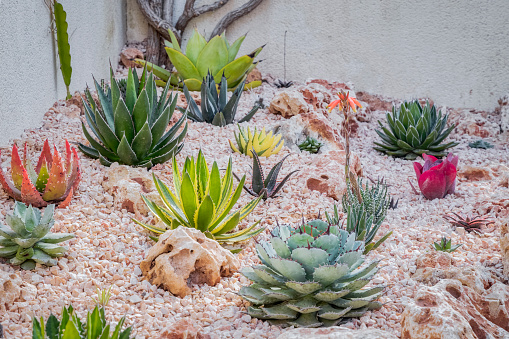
146;0;162;65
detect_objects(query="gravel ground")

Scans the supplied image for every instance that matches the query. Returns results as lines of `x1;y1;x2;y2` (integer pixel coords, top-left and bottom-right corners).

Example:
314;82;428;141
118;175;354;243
1;79;508;338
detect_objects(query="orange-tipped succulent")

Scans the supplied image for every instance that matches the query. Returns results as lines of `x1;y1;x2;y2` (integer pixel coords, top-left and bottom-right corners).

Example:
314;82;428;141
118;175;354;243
0;140;80;208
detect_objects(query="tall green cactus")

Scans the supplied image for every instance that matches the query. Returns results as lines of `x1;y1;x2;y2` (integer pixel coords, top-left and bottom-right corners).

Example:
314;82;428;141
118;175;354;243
50;0;73;99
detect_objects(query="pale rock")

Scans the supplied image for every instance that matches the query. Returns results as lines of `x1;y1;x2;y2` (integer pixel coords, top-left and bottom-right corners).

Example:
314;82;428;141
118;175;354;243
501;222;509;278
269;90;309;118
413;252;494;294
401;279;509;339
20;283;37;301
449;108;500;138
140;227;239;298
277;327;397;339
0;270;21;311
159;318;210;339
129;295;143;303
458;165;493;181
302;150;362;200
101;163;163;216
120;47;144;68
274;112;344;153
246;68;262;84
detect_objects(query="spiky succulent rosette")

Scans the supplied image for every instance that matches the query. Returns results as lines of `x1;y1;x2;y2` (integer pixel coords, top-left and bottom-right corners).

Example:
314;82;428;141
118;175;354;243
0;202;75;270
239;220;383;328
0;140;80;208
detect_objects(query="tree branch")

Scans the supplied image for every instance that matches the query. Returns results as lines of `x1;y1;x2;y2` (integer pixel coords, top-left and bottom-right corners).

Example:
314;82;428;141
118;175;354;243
175;0;229;32
210;0;263;38
162;0;174;22
136;0;180;42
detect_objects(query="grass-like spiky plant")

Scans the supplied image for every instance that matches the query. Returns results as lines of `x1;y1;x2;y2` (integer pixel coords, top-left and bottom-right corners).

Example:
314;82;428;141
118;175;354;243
134;150;263;252
0;202;74;270
32;304;133;339
239;219;383;327
374;100;458;160
79;65;187;168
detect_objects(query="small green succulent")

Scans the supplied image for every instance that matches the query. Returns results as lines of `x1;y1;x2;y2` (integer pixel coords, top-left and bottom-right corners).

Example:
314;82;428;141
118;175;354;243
298;136;323;154
432;236;462;253
468;139;494;149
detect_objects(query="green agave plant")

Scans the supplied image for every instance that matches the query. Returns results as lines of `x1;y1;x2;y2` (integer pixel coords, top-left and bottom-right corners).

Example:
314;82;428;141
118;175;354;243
135;29;264;91
134;150;263;251
79;65;187;168
374;100;458;160
32;305;133;339
240;219;383;327
0;202;74;270
179;72;260;126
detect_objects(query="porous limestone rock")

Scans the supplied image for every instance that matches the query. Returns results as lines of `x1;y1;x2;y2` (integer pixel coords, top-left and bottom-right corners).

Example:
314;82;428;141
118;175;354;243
401;279;509;339
449;108;500;138
458;165;493;181
140;227;239;297
101;163;162;216
159;318;210;339
303;150;362;200
274;112;344;153
0;270;21;312
270;83;369;153
501;222;509;278
120;47;144;68
277;327;397;339
269;90;309;118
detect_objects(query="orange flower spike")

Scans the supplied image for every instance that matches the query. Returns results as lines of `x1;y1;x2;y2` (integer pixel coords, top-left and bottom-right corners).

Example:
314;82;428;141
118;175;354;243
347;97;362;113
327;99;342;112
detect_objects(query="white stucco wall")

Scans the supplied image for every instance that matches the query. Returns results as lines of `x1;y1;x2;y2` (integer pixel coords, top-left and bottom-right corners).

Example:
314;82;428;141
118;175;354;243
127;0;509;111
0;0;126;146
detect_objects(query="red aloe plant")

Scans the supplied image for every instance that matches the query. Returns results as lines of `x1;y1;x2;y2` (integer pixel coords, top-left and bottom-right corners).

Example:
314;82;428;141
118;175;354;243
413;153;458;200
0;140;80;208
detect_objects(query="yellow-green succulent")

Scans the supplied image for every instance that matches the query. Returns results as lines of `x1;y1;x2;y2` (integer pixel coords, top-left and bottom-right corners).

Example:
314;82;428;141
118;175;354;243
135;29;263;91
229;126;284;158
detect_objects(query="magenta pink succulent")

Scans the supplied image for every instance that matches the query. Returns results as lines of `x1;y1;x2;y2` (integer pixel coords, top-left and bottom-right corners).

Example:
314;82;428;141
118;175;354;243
413;153;458;200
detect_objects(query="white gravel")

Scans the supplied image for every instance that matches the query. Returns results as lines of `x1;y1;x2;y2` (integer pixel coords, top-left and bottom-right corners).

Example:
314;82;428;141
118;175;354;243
0;80;508;338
